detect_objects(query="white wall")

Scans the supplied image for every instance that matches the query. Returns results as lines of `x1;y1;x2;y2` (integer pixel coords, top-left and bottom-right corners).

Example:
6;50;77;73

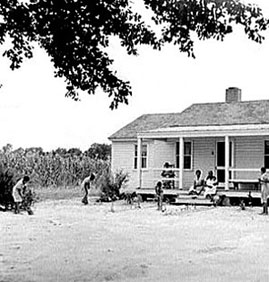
111;139;175;189
233;136;266;179
111;141;137;190
111;136;268;190
183;137;216;188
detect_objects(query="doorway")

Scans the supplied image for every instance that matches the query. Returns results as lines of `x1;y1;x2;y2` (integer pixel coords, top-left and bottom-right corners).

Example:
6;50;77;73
216;141;233;184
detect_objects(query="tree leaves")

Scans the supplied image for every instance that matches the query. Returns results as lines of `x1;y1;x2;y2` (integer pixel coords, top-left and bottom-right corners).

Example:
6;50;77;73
0;0;268;108
145;0;269;57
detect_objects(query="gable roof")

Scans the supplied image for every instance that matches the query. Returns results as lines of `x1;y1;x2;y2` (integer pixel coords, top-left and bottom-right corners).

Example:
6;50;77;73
109;99;269;140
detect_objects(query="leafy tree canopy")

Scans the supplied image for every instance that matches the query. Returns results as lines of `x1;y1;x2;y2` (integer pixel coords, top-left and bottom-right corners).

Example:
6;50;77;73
85;143;111;161
67;147;83;156
0;0;268;108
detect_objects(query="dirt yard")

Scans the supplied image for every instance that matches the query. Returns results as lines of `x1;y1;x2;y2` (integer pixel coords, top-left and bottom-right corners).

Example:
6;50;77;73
1;198;269;282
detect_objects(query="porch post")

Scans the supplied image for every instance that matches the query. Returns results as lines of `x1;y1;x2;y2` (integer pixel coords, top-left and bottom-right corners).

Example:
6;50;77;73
137;137;142;188
179;137;184;189
225;135;230;191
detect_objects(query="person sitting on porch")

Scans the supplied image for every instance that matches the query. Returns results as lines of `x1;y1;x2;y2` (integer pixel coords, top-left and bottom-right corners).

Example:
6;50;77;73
188;170;204;195
202;170;218;199
161;162;175;189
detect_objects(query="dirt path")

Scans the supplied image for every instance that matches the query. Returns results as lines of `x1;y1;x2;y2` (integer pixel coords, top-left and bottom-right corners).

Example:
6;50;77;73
1;199;269;282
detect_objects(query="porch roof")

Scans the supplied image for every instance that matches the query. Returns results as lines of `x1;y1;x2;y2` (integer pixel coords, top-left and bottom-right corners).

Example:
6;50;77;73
109;99;269;140
139;124;269;138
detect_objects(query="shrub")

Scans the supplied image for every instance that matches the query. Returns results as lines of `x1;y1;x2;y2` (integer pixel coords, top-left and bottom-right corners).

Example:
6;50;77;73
0;164;15;207
0;164;36;211
96;167;129;202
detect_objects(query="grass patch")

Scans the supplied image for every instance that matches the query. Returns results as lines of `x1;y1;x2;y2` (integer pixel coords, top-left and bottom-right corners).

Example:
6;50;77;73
33;186;102;202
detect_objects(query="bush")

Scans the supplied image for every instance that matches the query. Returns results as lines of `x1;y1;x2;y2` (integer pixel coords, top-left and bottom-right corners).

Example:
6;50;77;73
96;167;129;202
0;164;36;212
21;188;36;214
0;164;15;207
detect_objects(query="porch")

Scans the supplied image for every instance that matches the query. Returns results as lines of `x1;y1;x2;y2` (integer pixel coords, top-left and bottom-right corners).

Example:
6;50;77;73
135;124;269;191
136;188;262;206
138;167;261;191
136;188;261;198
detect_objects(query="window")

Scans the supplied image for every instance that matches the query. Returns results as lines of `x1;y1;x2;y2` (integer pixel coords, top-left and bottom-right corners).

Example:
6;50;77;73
176;141;192;170
134;144;147;169
264;141;269;168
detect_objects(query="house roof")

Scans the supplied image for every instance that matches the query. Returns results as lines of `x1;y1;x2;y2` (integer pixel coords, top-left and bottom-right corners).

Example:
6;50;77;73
109;99;269;140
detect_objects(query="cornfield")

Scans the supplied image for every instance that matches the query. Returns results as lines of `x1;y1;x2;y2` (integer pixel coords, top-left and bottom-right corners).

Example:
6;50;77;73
0;145;110;188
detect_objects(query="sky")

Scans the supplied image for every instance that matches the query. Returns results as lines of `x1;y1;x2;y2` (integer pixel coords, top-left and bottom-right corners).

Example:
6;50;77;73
0;0;269;151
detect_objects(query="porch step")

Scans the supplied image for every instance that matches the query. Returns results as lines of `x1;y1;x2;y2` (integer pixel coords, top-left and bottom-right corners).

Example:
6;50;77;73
136;188;261;204
172;195;213;206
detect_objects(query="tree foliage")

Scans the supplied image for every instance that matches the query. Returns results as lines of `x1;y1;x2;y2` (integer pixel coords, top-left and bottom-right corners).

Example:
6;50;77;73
0;0;268;108
85;143;111;161
145;0;268;56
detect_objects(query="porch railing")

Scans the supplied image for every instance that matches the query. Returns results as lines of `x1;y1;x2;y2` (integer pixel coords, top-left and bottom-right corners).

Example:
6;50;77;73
138;167;261;190
140;167;181;189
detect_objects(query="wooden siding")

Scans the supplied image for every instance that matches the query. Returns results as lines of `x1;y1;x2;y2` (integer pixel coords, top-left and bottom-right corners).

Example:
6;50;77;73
111;140;155;189
111;138;217;189
111;141;138;189
150;140;177;188
111;136;269;190
153;140;175;167
141;140;176;189
141;141;154;188
233;136;266;179
111;141;134;172
183;138;216;188
149;138;216;189
111;140;176;189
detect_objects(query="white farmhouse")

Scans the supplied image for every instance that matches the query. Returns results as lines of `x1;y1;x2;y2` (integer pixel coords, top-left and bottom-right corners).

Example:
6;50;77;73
109;88;269;192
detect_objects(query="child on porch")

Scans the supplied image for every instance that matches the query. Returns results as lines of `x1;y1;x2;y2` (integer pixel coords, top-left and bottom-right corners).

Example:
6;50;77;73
161;162;175;189
155;181;164;211
188;170;204;195
202;170;218;200
259;167;269;215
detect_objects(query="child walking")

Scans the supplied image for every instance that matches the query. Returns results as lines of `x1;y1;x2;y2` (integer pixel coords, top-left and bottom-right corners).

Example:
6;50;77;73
12;176;30;214
155;181;164;211
81;173;95;205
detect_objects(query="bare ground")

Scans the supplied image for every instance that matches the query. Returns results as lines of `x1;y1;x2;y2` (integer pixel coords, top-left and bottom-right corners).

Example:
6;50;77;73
1;198;269;282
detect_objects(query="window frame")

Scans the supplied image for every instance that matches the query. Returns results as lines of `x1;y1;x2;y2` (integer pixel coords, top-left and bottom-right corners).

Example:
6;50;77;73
134;143;148;170
264;140;269;168
176;141;193;170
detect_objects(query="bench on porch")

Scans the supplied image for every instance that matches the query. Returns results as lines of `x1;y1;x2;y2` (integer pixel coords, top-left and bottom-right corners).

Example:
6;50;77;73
229;179;260;191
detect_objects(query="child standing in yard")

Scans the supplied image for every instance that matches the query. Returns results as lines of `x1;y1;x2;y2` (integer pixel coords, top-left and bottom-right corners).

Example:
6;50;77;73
155;181;164;211
12;176;30;214
81;173;95;205
259;167;269;215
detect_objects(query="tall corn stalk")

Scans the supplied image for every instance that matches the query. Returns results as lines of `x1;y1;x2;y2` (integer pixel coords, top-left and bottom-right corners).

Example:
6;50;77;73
0;147;110;188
